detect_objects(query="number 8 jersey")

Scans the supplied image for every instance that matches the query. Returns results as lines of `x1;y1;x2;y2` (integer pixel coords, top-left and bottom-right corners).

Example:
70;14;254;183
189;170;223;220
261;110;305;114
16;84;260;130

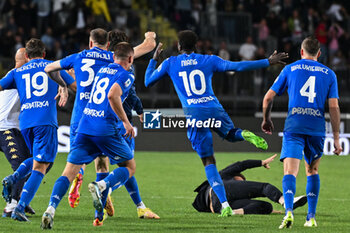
271;59;339;136
0;59;74;130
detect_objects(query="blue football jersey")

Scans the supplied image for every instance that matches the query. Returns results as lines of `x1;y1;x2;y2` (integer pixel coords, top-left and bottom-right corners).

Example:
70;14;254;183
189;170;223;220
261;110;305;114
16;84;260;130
271;59;339;136
0;59;74;130
60;47;114;127
145;53;269;115
77;63;135;136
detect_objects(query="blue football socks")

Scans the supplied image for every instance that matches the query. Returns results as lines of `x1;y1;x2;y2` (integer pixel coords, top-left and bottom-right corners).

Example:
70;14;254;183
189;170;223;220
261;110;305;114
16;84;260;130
13;158;33;183
282;174;296;212
17;170;44;212
124;176;142;205
104;167;129;191
205;164;227;203
48;176;70;209
306;174;320;219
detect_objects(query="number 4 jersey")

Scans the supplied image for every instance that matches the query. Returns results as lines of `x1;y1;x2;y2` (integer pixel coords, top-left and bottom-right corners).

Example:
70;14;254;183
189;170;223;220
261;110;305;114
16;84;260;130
77;63;135;136
0;59;74;130
271;59;339;136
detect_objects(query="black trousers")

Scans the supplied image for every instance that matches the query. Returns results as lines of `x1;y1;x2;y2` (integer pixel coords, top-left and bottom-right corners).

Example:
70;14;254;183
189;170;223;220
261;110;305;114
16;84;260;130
211;180;283;214
0;128;31;202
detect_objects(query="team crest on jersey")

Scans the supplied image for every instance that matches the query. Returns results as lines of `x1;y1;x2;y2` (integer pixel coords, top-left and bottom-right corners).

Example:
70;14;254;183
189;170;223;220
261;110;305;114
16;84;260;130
125;79;132;88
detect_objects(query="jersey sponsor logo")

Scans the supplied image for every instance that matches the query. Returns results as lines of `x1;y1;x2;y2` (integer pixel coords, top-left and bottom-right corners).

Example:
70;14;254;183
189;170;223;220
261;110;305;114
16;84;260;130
291;107;321;117
16;61;50;72
79;92;91;100
181;59;198;67
21;100;49;111
290;64;328;74
83;107;105;117
187;96;215;105
85;51;111;60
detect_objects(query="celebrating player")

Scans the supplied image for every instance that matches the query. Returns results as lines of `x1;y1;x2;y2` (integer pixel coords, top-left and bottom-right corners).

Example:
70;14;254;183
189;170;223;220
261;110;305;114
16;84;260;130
0;39;74;221
261;36;342;228
41;43;140;229
145;30;288;217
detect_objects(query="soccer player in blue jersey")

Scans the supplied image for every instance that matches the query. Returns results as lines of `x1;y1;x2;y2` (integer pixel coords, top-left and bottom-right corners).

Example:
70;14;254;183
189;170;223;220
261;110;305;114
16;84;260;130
106;29;159;219
0;39;74;221
41;43;141;229
261;36;342;228
44;29;157;213
145;30;288;217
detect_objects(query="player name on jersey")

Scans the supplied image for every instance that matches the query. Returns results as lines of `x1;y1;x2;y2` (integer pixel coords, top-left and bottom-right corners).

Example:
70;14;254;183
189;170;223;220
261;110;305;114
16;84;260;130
290;64;329;74
85;51;112;60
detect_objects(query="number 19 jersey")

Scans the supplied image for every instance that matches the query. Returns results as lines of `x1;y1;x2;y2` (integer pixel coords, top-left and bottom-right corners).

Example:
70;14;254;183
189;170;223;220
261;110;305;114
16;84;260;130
0;59;74;130
271;59;339;136
60;47;114;127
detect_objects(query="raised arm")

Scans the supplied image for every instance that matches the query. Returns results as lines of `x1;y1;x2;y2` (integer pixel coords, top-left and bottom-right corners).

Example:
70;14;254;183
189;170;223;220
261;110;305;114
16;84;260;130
145;43;168;87
108;83;135;139
219;160;263;179
213;51;288;72
329;98;342;155
133;32;157;59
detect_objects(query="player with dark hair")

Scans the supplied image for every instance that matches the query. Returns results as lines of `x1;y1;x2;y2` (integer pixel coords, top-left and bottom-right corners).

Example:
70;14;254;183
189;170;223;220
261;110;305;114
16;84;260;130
262;36;342;228
58;29;157;220
41;43;139;229
145;30;288;217
0;38;74;221
193;154;307;215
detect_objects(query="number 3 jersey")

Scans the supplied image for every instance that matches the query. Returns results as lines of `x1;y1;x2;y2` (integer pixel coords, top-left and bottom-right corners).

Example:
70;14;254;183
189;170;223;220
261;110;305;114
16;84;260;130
60;47;114;127
0;59;74;130
145;53;269;118
271;59;339;136
77;63;135;136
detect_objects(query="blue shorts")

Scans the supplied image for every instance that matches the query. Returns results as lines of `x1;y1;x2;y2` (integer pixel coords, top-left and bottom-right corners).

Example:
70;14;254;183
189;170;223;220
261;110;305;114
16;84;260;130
67;132;133;165
280;132;325;165
117;121;135;155
186;107;234;158
21;125;58;163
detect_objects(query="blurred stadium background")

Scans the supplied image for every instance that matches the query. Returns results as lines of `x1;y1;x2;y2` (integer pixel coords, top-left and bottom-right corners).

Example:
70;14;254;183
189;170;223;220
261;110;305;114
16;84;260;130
0;0;350;154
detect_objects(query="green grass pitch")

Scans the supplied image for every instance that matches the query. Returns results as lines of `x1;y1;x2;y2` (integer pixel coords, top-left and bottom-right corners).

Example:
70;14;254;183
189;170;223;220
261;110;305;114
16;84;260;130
0;152;349;232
